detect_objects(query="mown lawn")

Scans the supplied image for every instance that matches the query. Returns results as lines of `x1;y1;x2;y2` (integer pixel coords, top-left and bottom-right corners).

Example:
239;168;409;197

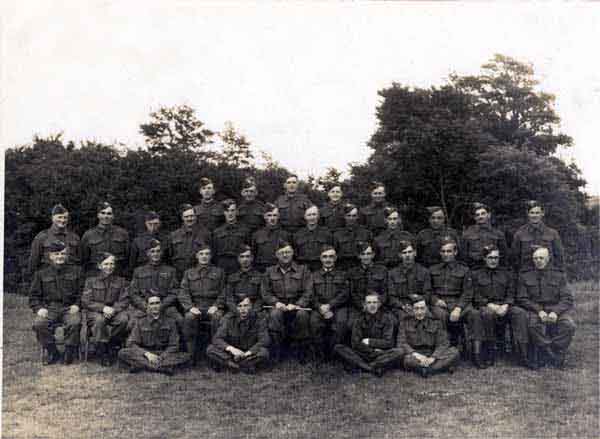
3;282;599;439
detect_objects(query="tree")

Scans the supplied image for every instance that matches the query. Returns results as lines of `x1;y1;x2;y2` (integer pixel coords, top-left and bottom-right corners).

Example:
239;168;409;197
215;121;254;168
139;105;215;155
317;167;343;191
450;54;573;155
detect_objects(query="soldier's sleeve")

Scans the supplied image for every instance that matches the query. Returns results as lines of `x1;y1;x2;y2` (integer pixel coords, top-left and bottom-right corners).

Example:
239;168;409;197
29;270;44;313
457;269;473;310
213;269;226;310
260;272;277;306
295;267;313;308
164;319;180;354
69;234;82;267
80;231;91;268
350;277;364;311
387;275;403;309
511;231;522;271
178;271;194;311
128;240;139;275
516;274;541;313
350;317;365;351
552;231;565;271
368;315;395;350
128;270;147;311
123;230;131;273
82;278;105;313
113;280;130;313
504;271;516;306
126;319;143;352
211;315;231;351
379;268;389;306
330;276;350;310
498;230;510;268
547;272;574;315
27;233;44;278
432;321;452;359
160;271;178;311
396;319;414;355
422;267;432;304
249;315;271;353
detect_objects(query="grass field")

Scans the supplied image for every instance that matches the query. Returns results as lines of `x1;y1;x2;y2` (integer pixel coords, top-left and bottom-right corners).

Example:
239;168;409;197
3;282;599;439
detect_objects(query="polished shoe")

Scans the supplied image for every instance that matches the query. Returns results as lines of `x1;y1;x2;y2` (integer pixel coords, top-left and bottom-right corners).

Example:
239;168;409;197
45;345;62;366
418;367;431;379
64;346;77;365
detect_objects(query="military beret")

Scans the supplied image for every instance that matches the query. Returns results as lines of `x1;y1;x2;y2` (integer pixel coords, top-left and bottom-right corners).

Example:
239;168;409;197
409;294;426;305
439;236;458;247
482;244;499;257
526;200;543;212
237;244;252;255
148;239;161;250
471;202;490;216
398;240;414;252
370;181;385;191
97;201;112;213
48;240;67;253
264;202;278;213
343;203;358;215
192;240;211;253
222;199;237;210
180;203;194;215
242;177;257;190
97;252;115;263
275;239;293;252
426;206;444;215
356;241;374;254
383;206;399;218
199;177;214;189
51;204;68;216
320;244;336;255
145;211;160;221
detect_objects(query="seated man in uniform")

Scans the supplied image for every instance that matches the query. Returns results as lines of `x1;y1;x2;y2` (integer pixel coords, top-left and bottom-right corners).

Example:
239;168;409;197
517;247;576;369
396;297;459;378
30;240;84;365
119;295;191;375
334;292;402;376
206;296;270;374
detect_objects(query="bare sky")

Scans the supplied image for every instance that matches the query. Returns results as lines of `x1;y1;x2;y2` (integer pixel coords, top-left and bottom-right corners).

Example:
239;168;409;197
3;2;600;193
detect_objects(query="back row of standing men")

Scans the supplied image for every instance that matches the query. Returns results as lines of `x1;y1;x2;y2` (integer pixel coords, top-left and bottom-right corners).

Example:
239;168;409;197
28;175;573;374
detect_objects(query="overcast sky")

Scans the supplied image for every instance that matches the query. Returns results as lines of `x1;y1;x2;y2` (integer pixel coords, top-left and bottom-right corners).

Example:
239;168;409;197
3;2;600;194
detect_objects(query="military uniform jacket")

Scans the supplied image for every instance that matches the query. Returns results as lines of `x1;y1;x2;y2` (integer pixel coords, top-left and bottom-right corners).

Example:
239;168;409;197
129;231;169;272
211;222;250;258
274;193;312;231
319;201;346;232
126;314;179;354
471;267;514;309
167;225;211;272
129;263;179;312
261;262;313;308
292;226;333;264
252;226;291;267
238;199;266;235
461;224;508;268
212;311;270;353
351;310;395;354
387;263;431;309
28;225;81;276
81;225;130;274
359;202;391;236
429;261;473;309
416;227;460;267
82;274;129;313
179;265;225;311
513;222;564;271
516;268;573;315
193;199;224;232
374;229;416;267
29;264;84;312
333;225;373;260
225;269;264;313
348;263;388;310
397;313;450;358
311;268;349;310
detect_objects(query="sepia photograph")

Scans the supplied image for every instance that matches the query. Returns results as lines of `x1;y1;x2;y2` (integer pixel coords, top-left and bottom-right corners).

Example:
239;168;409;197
2;2;599;438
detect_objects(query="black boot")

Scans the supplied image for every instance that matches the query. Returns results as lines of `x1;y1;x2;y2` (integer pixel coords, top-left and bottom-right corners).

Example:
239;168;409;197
64;346;77;365
472;341;487;369
526;344;539;370
45;344;62;365
486;342;497;367
98;343;111;367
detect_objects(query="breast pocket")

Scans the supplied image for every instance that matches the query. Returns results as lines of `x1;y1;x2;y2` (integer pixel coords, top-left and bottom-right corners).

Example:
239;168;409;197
88;237;106;260
141;329;155;347
136;273;154;292
390;276;408;299
159;328;171;344
158;273;173;292
465;236;483;259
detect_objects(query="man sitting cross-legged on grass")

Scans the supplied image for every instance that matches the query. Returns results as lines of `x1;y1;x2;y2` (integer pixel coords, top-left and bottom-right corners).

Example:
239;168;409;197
333;292;402;377
396;297;460;378
206;296;271;374
118;295;191;375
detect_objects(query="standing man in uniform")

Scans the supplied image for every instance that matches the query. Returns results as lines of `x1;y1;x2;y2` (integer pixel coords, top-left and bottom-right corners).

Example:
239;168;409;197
517;247;575;368
129;211;168;273
252;203;291;273
319;185;346;232
274;175;312;234
293;205;333;272
30;241;84;365
333;203;372;271
359;182;392;237
512;201;564;272
194;177;224;232
166;204;211;281
374;206;415;269
29;204;81;278
81;201;130;278
334;292;402;376
238;177;265;235
118;295;191;375
396;297;460;378
416;206;460;268
224;245;264;314
461;203;509;269
211;199;250;275
261;240;313;361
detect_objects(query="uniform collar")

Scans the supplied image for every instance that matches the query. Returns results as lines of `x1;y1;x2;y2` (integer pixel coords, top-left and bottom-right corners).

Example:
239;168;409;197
50;224;67;235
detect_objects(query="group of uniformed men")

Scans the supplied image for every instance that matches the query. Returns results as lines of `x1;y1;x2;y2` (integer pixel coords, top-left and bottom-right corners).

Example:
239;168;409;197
28;176;576;376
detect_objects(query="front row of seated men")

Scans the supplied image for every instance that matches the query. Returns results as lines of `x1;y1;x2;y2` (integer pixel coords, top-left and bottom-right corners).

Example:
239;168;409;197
29;234;575;376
